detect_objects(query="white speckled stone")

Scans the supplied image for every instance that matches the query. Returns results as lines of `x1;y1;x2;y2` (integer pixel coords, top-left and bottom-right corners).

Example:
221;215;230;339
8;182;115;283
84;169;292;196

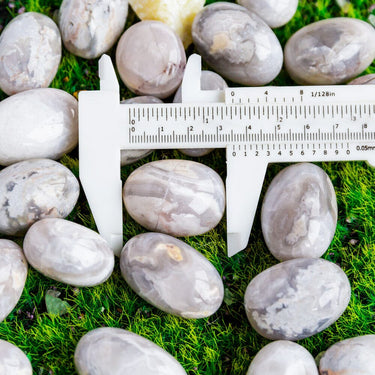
192;3;283;86
0;88;78;166
0;339;32;375
0;240;28;323
319;335;375;375
284;18;375;85
23;218;114;287
120;232;223;318
116;21;186;99
0;12;61;96
123;159;225;237
261;163;337;261
349;74;375;85
247;341;318;375
0;159;79;235
75;327;187;375
244;258;351;341
58;0;128;59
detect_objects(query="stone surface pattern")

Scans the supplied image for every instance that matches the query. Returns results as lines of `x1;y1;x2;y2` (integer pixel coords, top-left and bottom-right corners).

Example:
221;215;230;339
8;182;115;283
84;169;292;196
120;232;224;318
0;339;32;375
349;73;375;85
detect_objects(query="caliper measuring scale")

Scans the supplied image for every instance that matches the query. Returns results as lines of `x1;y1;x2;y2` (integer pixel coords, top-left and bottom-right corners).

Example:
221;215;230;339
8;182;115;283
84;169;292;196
79;54;375;256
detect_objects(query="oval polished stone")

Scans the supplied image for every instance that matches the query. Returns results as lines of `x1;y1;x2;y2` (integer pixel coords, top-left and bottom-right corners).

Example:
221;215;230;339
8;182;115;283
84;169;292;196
319;335;375;375
0;240;28;323
23;218;114;287
0;339;32;375
58;0;128;59
75;327;187;375
0;159;79;235
116;21;186;99
284;18;375;85
120;232;224;318
0;88;78;166
247;341;318;375
261;163;337;261
123;159;225;236
192;3;283;86
0;12;61;96
244;258;351;341
349;74;375;85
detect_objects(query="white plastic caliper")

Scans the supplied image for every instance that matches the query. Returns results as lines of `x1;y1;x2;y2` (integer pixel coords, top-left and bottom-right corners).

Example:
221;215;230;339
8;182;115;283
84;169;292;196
79;54;375;257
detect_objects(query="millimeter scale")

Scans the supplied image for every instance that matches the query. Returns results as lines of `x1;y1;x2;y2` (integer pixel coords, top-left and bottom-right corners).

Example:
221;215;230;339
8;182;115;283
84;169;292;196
79;54;375;257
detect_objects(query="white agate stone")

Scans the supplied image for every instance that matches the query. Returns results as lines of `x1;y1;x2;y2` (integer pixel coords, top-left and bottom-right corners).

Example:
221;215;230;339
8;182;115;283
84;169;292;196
0;12;61;96
0;88;78;166
349;74;375;85
23;218;114;287
58;0;128;59
0;339;32;375
75;327;187;375
0;240;28;323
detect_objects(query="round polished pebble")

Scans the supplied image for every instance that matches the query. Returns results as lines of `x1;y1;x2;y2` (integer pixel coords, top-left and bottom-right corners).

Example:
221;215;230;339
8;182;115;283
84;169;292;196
349;73;375;85
75;327;187;375
0;12;61;96
247;341;318;375
0;240;28;323
192;3;283;86
0;339;32;375
244;258;351;341
123;159;225;237
319;335;375;374
0;88;78;166
58;0;128;59
120;232;224;318
0;159;79;235
284;18;375;85
261;163;337;261
116;21;186;99
23;218;114;287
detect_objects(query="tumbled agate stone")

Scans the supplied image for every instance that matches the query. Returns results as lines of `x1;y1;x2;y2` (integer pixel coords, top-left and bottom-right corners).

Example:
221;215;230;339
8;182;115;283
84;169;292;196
261;163;337;261
0;12;61;96
0;339;32;375
0;240;28;323
0;88;78;166
244;258;351;341
23;218;114;287
120;232;224;318
75;327;187;375
284;18;375;85
0;159;79;235
237;0;298;28
116;21;186;99
247;341;318;375
349;74;375;85
58;0;128;59
192;3;283;86
319;335;375;375
123;159;225;236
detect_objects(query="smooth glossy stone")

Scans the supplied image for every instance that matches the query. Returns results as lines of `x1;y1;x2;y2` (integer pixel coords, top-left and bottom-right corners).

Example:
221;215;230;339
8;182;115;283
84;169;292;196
123;159;225;236
120;232;224;318
0;12;61;96
244;258;351;341
319;335;375;375
116;21;186;99
0;240;28;323
58;0;128;59
0;339;32;375
0;88;78;166
349;74;375;85
23;218;114;287
284;18;375;85
237;0;298;28
261;163;337;261
0;159;79;235
192;3;283;86
75;327;187;375
247;341;318;375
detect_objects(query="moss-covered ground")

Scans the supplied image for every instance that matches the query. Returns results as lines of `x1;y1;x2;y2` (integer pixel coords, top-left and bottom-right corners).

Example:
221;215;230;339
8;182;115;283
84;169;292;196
0;0;375;374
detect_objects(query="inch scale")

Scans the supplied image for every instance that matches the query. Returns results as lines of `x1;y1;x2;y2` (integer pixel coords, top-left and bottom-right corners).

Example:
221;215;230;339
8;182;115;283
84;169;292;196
79;54;375;257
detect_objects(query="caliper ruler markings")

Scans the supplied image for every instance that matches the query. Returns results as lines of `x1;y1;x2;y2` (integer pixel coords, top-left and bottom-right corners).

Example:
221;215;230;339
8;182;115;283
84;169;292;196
79;54;375;256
